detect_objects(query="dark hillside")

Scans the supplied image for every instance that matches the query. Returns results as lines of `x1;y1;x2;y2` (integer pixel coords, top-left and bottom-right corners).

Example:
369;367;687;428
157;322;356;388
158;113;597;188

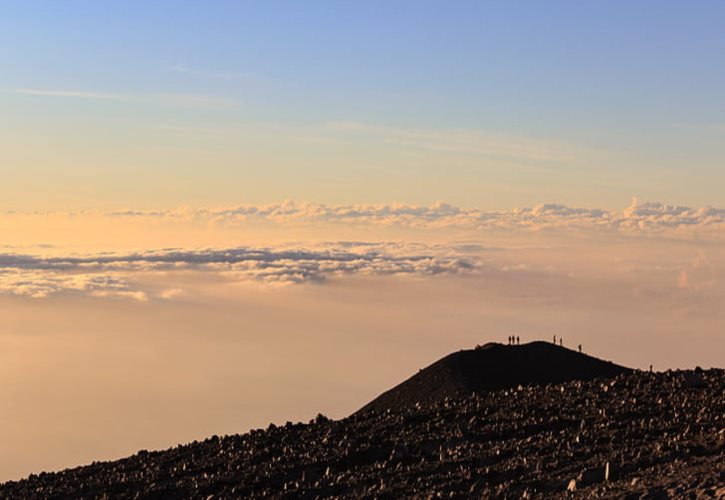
1;369;722;499
1;345;722;499
358;341;632;414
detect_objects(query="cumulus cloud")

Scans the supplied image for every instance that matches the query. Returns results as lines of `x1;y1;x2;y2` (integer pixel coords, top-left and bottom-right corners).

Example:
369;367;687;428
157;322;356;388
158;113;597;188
5;199;725;236
88;198;725;236
0;270;146;300
1;199;723;301
0;243;476;299
621;199;725;231
678;252;715;291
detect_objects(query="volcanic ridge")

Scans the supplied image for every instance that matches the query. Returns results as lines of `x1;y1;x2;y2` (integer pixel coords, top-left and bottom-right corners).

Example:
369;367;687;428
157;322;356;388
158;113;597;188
1;342;723;499
358;341;631;414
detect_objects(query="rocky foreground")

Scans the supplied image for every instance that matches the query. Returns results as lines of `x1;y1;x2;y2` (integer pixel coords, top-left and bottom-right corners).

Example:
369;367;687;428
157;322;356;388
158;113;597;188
2;368;723;499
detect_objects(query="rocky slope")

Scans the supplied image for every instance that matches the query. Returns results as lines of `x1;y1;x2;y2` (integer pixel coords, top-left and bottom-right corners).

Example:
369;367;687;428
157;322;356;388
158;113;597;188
1;360;723;498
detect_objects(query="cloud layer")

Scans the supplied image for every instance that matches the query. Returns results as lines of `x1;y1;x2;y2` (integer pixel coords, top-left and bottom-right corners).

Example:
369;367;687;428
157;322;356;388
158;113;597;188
92;199;725;235
0;243;475;299
4;199;724;237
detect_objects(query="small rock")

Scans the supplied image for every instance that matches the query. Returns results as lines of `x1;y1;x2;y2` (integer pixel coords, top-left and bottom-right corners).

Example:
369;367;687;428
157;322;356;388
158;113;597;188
389;444;410;462
576;463;608;486
639;488;670;500
683;372;706;388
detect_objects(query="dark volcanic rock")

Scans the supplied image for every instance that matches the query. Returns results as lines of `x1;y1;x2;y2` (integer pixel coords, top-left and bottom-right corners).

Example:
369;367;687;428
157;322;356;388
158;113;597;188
358;341;632;414
1;364;723;499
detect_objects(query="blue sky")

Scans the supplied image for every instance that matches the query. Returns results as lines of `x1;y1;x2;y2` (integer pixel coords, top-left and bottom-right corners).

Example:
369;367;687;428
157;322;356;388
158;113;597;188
2;1;724;209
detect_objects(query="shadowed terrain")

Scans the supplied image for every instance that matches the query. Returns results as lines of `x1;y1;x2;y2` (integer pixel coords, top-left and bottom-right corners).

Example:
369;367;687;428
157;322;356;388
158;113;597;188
1;345;723;499
358;341;632;414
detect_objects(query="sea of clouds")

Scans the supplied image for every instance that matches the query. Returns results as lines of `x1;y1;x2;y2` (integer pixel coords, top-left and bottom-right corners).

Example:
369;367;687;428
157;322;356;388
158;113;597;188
96;198;725;233
1;199;723;301
0;243;477;299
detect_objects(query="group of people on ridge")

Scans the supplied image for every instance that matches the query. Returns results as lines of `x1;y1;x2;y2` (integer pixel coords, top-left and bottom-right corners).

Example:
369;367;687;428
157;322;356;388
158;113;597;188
505;334;583;354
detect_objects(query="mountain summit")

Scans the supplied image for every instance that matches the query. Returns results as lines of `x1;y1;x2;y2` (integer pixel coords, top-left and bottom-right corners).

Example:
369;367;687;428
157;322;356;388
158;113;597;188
357;341;632;414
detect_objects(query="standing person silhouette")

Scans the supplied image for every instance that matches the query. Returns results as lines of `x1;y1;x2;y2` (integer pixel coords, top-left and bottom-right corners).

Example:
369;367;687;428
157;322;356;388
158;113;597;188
553;335;556;344
578;344;582;353
516;336;520;345
559;338;563;347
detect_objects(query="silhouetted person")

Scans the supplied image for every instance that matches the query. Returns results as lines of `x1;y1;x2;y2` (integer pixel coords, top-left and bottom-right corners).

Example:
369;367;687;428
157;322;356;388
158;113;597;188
553;335;556;344
516;336;520;345
578;344;582;353
559;338;563;347
649;364;653;372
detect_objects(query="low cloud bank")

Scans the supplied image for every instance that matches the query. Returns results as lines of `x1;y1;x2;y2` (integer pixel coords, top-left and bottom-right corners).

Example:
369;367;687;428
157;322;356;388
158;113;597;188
0;243;475;298
97;199;725;234
4;199;724;237
0;271;147;300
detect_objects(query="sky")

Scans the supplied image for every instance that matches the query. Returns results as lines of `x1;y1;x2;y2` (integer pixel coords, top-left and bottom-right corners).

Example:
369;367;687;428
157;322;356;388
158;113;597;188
1;0;724;482
2;1;725;209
